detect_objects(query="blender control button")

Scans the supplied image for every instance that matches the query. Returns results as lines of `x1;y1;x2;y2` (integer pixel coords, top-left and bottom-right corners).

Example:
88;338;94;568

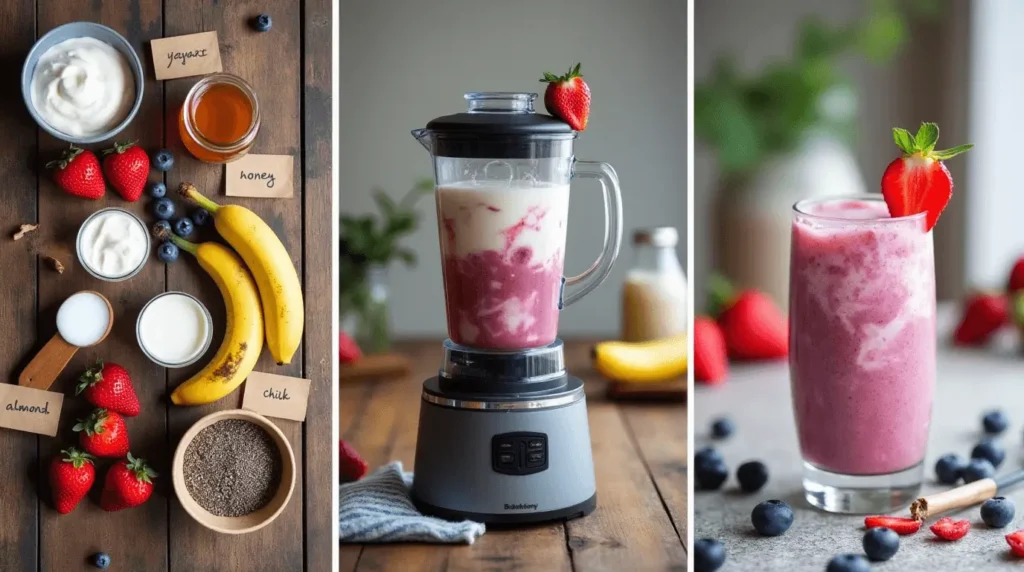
527;452;545;465
498;441;514;450
528;439;544;449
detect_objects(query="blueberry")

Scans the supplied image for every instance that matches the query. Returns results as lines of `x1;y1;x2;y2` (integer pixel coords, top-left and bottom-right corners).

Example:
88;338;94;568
696;458;728;490
711;417;734;439
983;409;1009;434
157;242;179;263
963;458;995;483
153;197;175;220
152;149;174;171
694;446;723;467
826;554;870;572
173;217;194;238
192;208;211;226
253;13;272;32
751;500;793;536
153;220;172;239
91;552;111;569
693;538;726;572
862;526;899;561
981;496;1016;528
935;453;966;484
736;460;769;492
972;439;1006;468
147;181;166;198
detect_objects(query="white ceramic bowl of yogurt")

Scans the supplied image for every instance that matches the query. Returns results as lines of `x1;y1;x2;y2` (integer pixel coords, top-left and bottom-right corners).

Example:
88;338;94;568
76;207;150;282
137;292;214;369
22;22;144;144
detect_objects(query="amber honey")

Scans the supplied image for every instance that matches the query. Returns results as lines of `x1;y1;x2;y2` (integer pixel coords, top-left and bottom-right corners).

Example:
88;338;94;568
179;73;260;164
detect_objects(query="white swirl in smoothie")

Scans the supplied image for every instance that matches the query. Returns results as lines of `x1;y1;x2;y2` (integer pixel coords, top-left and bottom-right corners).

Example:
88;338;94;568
30;37;134;137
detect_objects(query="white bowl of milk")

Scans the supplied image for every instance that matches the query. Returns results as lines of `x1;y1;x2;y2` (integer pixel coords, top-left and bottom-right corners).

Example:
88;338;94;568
136;292;214;369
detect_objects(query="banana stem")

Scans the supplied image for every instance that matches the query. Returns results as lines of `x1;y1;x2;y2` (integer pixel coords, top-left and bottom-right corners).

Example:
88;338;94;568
153;224;198;255
178;183;221;214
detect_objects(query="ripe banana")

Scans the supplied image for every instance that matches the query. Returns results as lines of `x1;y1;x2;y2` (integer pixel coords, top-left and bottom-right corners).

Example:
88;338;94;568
593;334;687;383
157;227;264;406
180;183;304;365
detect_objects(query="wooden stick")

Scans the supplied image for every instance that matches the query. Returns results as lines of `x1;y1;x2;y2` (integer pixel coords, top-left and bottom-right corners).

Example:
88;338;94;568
910;478;998;521
338;353;412;382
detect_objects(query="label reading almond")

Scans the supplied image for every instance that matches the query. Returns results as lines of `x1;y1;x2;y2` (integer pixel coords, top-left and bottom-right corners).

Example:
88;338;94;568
0;384;63;437
151;31;223;80
242;372;311;422
225;154;295;198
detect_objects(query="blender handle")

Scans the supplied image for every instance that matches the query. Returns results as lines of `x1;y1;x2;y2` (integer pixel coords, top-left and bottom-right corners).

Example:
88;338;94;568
561;160;624;309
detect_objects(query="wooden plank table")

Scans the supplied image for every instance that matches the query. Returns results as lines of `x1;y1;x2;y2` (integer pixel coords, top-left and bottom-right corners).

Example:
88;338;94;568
0;1;332;570
338;341;687;572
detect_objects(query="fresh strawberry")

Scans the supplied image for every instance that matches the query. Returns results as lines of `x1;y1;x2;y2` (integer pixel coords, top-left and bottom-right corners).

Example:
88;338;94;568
880;123;973;231
540;62;591;131
1010;257;1024;293
76;360;141;417
864;515;922;535
339;332;362;364
100;453;156;511
694;316;728;384
49;447;96;514
46;145;105;200
930;516;971;540
1007;529;1024;557
101;141;150;202
73;408;130;458
953;292;1009;345
339;439;368;482
709;275;788;360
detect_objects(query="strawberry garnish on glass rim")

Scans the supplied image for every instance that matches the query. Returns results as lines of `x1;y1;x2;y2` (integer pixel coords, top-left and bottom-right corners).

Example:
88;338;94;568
880;123;972;232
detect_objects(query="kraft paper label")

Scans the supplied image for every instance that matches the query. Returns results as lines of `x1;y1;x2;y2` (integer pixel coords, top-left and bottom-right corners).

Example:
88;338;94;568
225;154;295;198
0;384;63;437
242;372;311;422
151;31;223;80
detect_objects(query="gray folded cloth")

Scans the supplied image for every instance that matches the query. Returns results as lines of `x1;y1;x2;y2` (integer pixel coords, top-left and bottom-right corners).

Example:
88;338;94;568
338;461;486;544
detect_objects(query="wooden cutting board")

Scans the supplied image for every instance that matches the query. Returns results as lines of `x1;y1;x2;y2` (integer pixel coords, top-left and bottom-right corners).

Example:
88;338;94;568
338;353;412;382
607;377;686;401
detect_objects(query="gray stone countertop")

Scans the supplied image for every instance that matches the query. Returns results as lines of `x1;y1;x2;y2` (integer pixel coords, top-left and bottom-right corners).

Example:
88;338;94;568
694;305;1024;571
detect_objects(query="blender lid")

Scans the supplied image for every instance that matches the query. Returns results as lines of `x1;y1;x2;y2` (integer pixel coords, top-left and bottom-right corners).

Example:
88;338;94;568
418;92;576;159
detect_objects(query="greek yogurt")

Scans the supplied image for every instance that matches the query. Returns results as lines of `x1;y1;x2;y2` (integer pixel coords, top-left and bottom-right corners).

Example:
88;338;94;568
137;292;213;367
30;37;134;138
77;208;148;280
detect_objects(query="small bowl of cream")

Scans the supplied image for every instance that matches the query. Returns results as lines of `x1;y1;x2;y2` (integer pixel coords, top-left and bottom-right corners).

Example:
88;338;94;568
22;22;144;144
76;207;150;282
137;292;214;369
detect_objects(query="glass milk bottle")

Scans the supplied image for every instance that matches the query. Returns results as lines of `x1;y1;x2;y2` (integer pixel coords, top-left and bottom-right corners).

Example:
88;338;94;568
621;227;687;341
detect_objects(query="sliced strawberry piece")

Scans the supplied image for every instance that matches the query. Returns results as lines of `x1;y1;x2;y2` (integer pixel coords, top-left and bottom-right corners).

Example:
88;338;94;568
953;292;1009;345
880;122;972;231
1006;529;1024;557
930;516;971;540
864;515;922;535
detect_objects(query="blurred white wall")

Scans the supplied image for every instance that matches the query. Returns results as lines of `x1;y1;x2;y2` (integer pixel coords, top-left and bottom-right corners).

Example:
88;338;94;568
339;0;687;337
694;0;970;307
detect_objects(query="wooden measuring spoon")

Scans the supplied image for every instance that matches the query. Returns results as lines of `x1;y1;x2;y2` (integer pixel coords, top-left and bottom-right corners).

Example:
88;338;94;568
19;291;113;390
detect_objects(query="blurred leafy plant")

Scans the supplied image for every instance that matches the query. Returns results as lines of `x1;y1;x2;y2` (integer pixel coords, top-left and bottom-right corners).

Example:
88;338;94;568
695;0;942;179
339;179;433;351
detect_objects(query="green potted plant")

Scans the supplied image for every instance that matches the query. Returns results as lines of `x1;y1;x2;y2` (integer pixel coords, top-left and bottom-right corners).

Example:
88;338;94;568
695;0;940;307
339;179;433;353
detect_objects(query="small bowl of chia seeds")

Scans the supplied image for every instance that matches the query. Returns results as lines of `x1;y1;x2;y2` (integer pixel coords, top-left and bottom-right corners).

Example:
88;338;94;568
171;409;296;534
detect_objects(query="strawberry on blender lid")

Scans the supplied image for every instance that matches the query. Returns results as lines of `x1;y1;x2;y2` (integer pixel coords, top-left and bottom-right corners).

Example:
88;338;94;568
880;122;973;231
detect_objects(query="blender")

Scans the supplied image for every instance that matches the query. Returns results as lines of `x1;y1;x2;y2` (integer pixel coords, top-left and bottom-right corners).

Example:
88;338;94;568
409;92;623;524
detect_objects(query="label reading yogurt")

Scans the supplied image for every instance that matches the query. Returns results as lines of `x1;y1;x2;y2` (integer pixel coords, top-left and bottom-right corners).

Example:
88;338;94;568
242;372;311;422
150;32;223;80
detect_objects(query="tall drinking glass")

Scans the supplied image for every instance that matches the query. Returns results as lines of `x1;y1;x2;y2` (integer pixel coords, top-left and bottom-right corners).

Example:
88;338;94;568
789;195;936;513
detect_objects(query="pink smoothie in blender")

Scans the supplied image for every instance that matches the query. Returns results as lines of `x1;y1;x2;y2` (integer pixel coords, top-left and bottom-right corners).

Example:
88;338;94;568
438;181;570;349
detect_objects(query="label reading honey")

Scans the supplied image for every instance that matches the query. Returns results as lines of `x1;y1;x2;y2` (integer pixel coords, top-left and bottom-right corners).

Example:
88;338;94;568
0;384;63;436
151;31;223;80
242;372;311;422
225;154;295;198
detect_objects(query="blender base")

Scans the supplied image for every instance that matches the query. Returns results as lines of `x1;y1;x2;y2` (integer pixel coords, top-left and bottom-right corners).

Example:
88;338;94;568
410;376;597;526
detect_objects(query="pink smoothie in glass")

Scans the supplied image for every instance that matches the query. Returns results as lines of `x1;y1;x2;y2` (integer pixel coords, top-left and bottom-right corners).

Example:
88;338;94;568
789;198;936;475
436;181;569;350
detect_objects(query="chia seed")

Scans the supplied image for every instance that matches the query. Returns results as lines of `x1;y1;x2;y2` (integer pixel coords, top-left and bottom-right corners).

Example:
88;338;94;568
183;419;282;517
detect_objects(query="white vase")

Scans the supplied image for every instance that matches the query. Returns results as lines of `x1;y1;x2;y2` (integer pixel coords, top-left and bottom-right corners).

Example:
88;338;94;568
714;134;868;310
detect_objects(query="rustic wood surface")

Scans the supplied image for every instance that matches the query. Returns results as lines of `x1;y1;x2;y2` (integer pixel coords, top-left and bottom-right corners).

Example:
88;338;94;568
338;341;687;572
0;1;332;570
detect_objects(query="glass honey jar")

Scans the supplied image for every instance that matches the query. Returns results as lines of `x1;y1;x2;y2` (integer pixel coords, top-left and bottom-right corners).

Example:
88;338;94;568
179;73;260;163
